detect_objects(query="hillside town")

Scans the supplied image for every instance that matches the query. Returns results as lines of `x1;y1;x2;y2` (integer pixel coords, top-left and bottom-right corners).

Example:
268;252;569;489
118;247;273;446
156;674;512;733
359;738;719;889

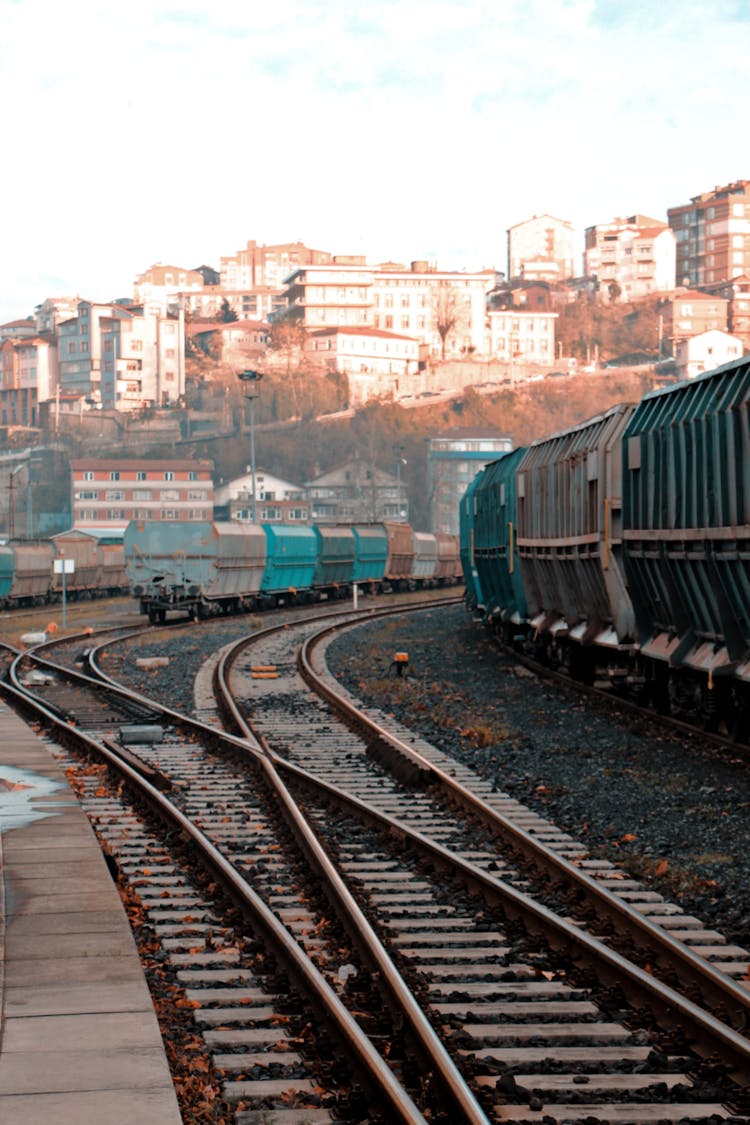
1;178;749;540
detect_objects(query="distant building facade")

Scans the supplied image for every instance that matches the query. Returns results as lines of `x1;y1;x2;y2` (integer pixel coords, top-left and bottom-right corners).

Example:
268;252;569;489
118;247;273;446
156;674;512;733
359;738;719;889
1;334;57;428
214;470;310;523
485;310;557;368
427;429;514;535
306;326;419;405
133;264;205;313
306;460;407;524
699;274;750;351
71;458;214;531
666;290;729;346
584;216;676;300
283;259;495;359
668;180;750;288
674;329;744;381
507;215;576;283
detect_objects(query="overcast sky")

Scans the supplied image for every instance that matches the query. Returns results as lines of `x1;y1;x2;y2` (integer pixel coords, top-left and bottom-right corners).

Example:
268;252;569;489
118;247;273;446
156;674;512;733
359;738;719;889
2;0;749;325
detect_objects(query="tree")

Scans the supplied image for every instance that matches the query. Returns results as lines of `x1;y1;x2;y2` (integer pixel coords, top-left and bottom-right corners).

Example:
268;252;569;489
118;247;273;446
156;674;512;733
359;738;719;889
432;281;468;361
607;281;622;303
218;298;238;322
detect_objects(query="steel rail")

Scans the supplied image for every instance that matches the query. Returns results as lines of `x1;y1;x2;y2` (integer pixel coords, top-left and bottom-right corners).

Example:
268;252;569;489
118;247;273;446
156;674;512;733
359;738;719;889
0;671;432;1125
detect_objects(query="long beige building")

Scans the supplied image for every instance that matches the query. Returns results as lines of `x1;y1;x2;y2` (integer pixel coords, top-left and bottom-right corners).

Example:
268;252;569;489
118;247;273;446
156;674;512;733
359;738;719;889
584;216;676;300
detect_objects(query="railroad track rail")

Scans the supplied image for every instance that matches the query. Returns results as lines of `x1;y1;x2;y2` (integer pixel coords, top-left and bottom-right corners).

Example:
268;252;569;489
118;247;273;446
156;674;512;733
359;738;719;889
4;599;750;1122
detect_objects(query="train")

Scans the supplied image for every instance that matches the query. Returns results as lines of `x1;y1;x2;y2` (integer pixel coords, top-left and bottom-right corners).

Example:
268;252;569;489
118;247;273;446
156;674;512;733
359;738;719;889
461;355;750;735
0;529;127;608
124;519;462;623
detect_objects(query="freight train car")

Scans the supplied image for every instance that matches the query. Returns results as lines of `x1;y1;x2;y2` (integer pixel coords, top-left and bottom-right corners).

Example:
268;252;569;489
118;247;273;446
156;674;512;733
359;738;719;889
0;540;56;607
622;359;750;726
460;354;750;731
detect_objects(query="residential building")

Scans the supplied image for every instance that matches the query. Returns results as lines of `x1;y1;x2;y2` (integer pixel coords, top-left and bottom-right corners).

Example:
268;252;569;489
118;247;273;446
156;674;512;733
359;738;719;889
0;318;37;343
35;297;82;334
283;258;495;359
485;310;557;370
699;274;750;351
306;326;419;405
306;460;407;524
214;470;310;523
426;429;514;535
181;286;283;322
584;216;676;300
666;290;728;346
133;264;205;313
668;180;750;287
507;215;576;283
58;300;185;410
1;334;57;428
220;240;333;292
71;458;214;532
674;329;744;381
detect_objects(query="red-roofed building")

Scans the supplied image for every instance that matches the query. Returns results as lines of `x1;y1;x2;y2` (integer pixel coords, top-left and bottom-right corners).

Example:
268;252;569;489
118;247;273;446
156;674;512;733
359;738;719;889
665;290;728;345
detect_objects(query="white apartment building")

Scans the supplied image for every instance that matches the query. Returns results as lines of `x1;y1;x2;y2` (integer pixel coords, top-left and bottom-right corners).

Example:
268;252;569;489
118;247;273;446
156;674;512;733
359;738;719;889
215;470;310;523
674;329;744;381
34;297;81;334
306;326;419;406
584;216;676;300
507;215;576;282
485;310;557;367
58;300;185;411
283;259;495;359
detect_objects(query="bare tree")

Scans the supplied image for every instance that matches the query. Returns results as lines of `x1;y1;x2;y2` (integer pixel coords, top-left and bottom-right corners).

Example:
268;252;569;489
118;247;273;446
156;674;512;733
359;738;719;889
432;281;469;360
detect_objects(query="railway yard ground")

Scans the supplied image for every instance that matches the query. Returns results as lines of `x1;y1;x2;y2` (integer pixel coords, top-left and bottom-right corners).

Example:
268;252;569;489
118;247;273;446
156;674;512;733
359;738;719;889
2;593;750;1122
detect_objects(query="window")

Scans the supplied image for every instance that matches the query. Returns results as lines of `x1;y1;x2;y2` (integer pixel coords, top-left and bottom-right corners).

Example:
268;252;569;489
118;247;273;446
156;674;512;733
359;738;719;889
187;490;204;500
401;317;410;329
108;509;124;520
161;489;179;501
106;490;124;501
188;470;199;481
133;489;152;501
161;509;177;520
136;470;147;481
110;471;120;481
164;471;174;481
78;490;97;500
83;471;94;481
385;316;393;329
131;340;143;351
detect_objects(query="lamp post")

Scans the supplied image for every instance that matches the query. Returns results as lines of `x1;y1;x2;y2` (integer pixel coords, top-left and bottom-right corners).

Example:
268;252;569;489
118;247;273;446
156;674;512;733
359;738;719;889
393;443;407;521
237;369;264;523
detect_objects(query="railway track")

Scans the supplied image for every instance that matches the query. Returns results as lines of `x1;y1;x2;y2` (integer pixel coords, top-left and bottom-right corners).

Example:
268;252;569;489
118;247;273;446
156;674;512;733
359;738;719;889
4;600;750;1122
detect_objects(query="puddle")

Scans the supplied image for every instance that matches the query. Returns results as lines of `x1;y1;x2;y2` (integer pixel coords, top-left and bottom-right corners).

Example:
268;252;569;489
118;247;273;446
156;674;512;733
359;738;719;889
0;765;64;830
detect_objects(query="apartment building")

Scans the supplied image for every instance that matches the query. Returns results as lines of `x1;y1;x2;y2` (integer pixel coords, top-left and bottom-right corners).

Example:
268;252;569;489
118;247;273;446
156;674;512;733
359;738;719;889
668;180;750;288
674;329;744;381
700;275;750;350
283;259;495;359
485;310;557;368
58;300;186;410
181;286;283;322
220;240;332;291
133;264;205;312
34;297;82;334
71;458;214;531
584;216;676;300
507;215;576;283
306;326;419;405
0;334;57;428
426;429;514;536
666;291;729;345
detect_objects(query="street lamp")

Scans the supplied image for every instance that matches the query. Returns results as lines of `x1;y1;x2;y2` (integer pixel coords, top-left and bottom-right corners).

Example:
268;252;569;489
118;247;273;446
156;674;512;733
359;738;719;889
237;369;264;523
393;443;407;521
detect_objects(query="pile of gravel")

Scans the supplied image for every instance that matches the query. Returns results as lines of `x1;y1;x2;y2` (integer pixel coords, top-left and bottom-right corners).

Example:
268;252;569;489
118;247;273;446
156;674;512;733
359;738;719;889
326;603;750;947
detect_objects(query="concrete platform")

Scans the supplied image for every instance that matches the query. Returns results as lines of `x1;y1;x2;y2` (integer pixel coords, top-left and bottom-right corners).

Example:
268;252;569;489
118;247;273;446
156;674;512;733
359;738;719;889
0;696;181;1124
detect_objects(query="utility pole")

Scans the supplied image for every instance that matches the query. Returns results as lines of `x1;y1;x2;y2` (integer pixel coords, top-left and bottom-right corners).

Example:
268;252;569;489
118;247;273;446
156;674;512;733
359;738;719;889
237;369;264;523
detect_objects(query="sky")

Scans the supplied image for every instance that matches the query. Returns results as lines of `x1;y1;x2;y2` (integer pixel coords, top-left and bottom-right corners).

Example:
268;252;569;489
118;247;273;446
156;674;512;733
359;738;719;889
2;0;750;325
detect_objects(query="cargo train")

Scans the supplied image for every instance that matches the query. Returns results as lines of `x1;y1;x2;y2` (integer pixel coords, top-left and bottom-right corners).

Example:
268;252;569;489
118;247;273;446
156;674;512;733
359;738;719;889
124;519;462;623
461;355;750;734
0;529;127;608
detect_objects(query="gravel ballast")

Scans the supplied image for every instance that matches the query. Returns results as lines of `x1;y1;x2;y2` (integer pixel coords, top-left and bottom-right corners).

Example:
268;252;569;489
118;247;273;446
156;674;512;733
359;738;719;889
326;603;750;949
